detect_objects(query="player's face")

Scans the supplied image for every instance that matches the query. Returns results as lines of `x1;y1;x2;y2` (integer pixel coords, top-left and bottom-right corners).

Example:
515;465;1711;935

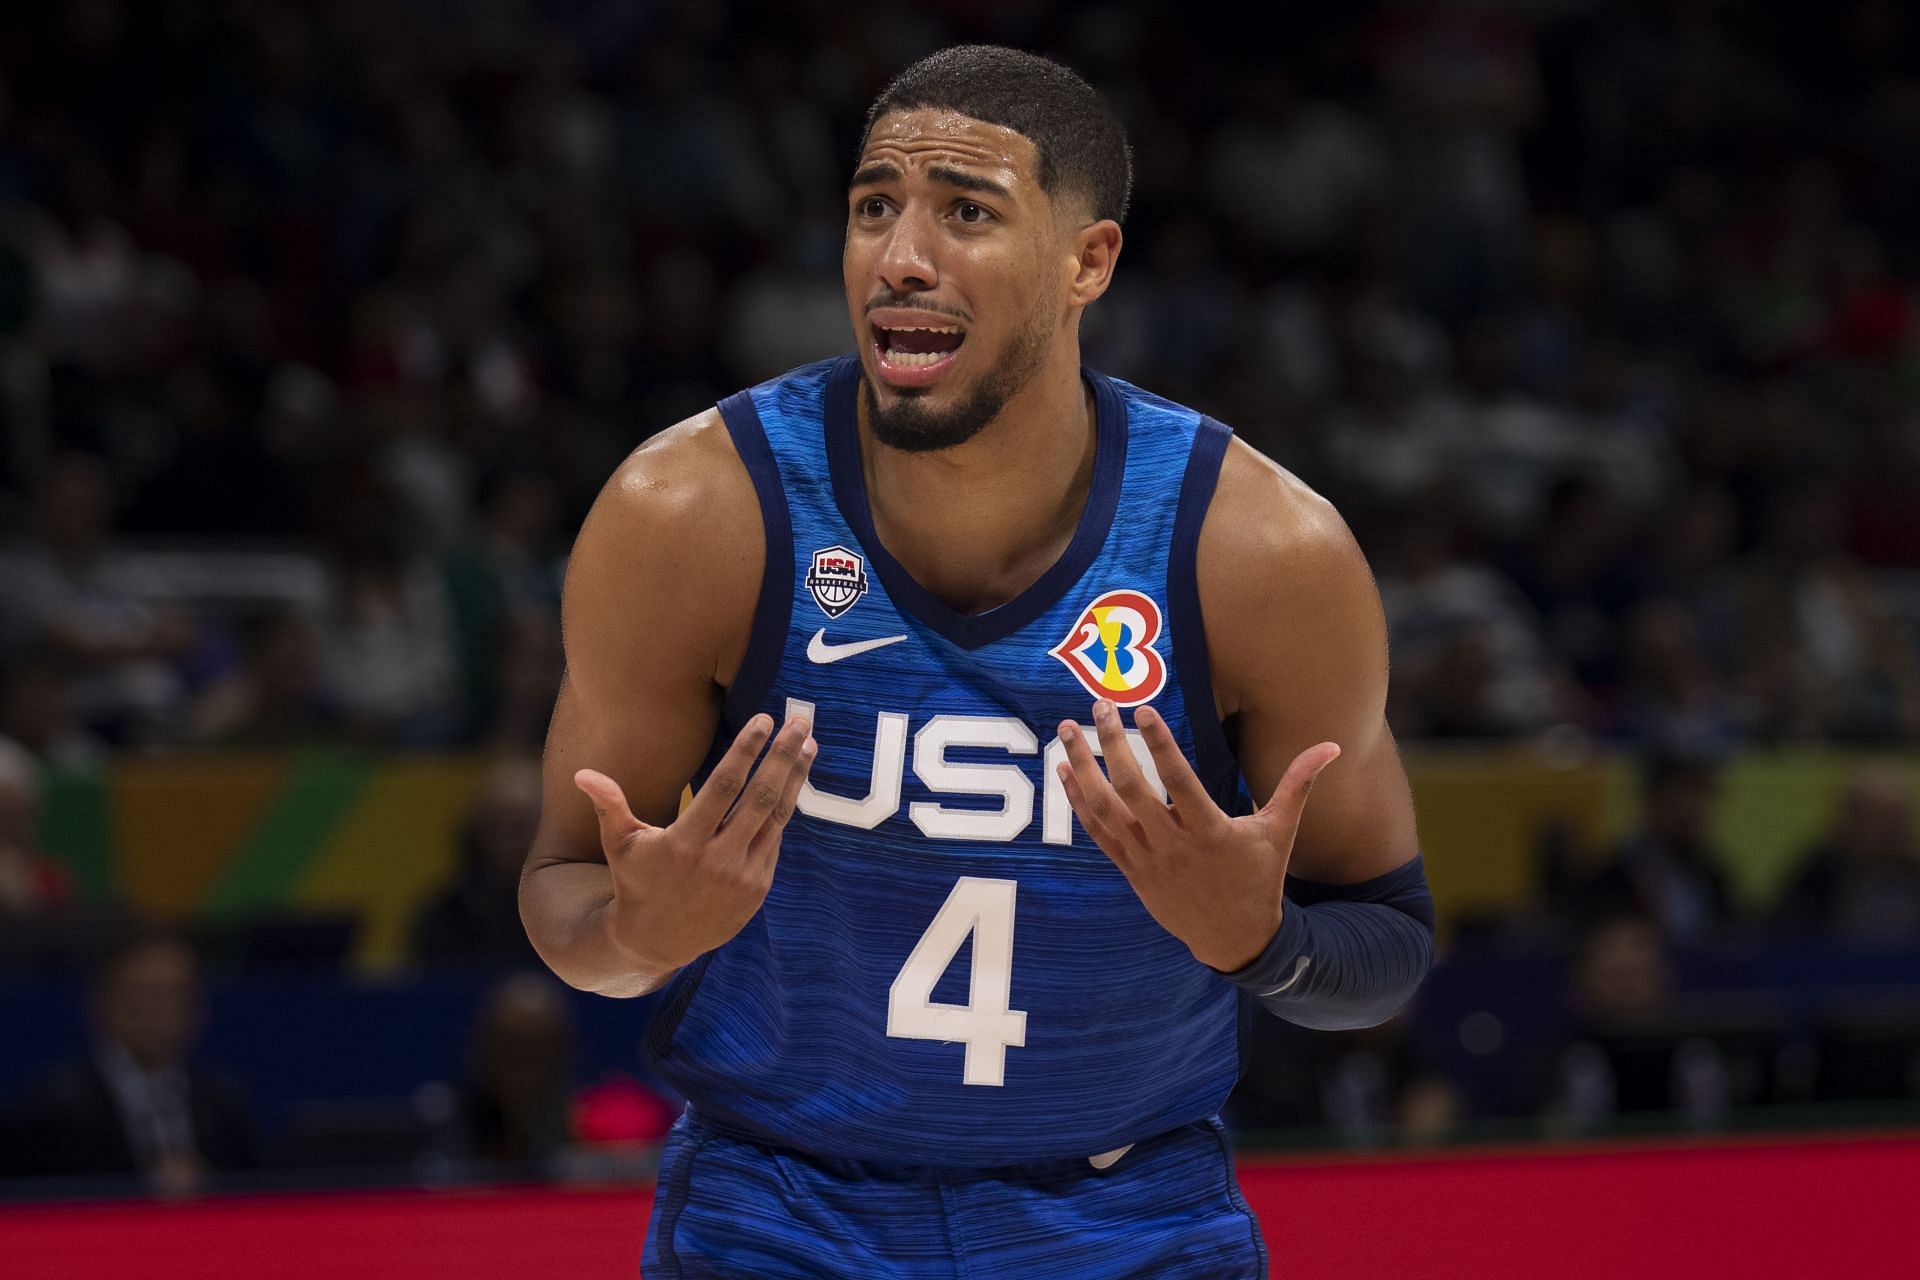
845;109;1065;452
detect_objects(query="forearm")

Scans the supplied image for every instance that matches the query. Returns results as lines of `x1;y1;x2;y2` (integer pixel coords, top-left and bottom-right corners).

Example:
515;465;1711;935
1217;855;1434;1031
518;859;682;998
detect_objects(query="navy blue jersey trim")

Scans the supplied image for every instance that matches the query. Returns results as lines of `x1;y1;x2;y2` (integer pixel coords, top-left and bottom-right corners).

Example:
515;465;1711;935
651;1121;714;1280
643;951;717;1066
1207;1116;1271;1279
716;389;794;726
1168;416;1238;805
1235;988;1255;1080
824;356;1129;650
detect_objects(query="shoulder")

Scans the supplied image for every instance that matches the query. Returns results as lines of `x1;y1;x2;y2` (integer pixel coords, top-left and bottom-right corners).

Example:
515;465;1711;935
564;406;766;689
1196;438;1384;716
1198;437;1375;622
584;407;760;551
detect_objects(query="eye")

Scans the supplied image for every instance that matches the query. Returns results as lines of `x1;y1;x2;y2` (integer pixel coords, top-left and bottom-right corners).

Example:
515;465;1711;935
855;196;890;219
955;201;991;224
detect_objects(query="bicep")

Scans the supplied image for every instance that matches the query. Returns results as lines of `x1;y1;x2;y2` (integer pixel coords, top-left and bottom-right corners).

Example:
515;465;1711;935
1204;450;1419;884
530;668;720;872
1242;707;1418;885
527;423;758;871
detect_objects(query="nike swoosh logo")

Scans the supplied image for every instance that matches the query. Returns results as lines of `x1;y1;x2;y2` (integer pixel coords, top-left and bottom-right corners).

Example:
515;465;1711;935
1257;955;1311;998
807;629;909;664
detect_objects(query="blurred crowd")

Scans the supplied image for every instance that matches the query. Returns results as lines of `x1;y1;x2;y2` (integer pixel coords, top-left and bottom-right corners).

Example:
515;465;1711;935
1;747;679;1198
1230;753;1920;1149
4;742;1918;1194
1;0;1919;758
3;0;1920;1193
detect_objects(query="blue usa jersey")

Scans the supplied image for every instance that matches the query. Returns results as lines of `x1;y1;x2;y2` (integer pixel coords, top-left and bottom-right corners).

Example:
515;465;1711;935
644;356;1250;1166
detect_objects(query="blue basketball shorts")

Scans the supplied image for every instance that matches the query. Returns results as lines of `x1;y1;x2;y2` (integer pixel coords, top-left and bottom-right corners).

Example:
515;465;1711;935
640;1110;1267;1279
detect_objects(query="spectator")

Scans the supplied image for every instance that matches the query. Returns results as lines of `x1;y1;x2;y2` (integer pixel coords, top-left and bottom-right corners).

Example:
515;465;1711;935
412;756;544;971
0;735;72;912
1612;599;1741;754
121;359;303;538
0;653;110;768
1773;766;1920;946
1316;1013;1464;1149
1503;475;1639;690
442;464;565;743
1733;477;1905;742
1537;915;1733;1136
480;604;564;749
1577;755;1734;943
0;2;1911;757
188;611;333;747
0;453;195;744
1375;0;1539;322
1204;71;1388;262
310;502;462;746
15;149;141;370
9;926;259;1194
1375;512;1566;737
452;973;577;1175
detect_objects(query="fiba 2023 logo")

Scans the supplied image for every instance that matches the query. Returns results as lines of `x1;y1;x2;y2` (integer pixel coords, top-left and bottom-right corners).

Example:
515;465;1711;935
1049;588;1167;705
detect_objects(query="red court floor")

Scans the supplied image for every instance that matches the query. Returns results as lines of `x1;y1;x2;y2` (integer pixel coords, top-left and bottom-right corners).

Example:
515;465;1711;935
1;1131;1910;1278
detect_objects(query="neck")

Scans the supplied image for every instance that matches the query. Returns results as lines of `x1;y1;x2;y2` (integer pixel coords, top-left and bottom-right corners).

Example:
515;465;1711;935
858;357;1097;615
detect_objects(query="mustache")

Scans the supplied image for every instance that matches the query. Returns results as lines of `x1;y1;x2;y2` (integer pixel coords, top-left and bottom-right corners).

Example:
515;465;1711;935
864;295;970;324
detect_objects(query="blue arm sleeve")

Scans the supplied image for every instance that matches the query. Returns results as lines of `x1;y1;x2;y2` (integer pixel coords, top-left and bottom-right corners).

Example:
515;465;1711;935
1215;854;1435;1031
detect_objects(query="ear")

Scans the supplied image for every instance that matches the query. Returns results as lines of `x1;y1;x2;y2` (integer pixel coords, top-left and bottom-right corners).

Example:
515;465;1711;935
1065;219;1123;308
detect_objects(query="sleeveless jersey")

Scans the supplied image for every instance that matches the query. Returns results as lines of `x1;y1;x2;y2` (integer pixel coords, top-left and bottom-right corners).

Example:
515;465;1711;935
644;355;1251;1166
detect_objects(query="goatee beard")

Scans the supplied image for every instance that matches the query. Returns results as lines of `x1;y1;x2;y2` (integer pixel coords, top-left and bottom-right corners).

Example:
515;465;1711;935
863;310;1050;454
863;375;1010;454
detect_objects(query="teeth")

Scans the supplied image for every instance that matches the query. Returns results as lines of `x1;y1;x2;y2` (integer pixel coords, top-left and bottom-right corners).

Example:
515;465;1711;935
880;324;962;335
881;349;952;368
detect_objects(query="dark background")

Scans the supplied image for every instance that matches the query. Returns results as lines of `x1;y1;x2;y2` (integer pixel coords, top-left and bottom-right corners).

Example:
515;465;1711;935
2;0;1918;1199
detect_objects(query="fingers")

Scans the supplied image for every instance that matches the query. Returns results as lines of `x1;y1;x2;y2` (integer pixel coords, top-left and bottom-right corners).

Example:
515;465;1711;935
1128;704;1218;823
1088;700;1173;834
747;734;817;863
1259;741;1342;829
682;713;778;831
1056;715;1147;861
1055;755;1140;865
574;768;649;854
719;713;814;846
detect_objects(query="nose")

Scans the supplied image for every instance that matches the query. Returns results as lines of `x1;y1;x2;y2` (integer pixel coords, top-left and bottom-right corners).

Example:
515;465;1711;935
875;206;938;294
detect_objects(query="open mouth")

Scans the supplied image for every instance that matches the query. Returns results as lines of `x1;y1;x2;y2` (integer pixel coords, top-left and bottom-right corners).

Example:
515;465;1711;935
871;320;966;386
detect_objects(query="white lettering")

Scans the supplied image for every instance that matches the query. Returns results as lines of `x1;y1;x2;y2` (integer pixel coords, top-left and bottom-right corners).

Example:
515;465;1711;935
910;716;1037;842
788;708;1174;844
1041;727;1166;845
790;697;909;830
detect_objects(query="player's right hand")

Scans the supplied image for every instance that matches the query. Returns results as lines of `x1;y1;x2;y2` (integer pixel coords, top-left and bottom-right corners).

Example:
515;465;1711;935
572;712;815;975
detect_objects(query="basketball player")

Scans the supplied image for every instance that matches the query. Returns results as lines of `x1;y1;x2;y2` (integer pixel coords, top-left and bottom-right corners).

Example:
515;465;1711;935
522;46;1432;1279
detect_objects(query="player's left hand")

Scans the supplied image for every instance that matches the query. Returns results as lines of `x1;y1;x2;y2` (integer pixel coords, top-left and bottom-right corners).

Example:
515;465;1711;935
1056;699;1340;973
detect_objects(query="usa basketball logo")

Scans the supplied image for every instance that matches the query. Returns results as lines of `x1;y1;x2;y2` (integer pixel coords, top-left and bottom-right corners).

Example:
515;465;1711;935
1049;588;1167;706
807;545;870;618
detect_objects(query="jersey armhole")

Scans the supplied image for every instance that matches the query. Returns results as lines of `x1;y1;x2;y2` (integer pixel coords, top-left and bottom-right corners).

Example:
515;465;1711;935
1167;416;1239;806
716;390;794;728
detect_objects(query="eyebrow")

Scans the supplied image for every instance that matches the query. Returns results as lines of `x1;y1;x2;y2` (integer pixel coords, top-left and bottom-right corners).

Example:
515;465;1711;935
848;162;901;190
848;161;1013;202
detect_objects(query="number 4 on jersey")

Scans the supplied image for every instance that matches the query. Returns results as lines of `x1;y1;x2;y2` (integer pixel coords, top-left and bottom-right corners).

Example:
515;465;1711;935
887;877;1028;1086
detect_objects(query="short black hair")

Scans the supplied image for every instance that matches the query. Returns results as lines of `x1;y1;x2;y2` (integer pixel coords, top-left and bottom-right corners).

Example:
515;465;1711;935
860;45;1132;225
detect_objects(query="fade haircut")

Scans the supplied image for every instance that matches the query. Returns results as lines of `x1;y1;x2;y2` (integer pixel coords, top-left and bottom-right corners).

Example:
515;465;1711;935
860;45;1133;225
